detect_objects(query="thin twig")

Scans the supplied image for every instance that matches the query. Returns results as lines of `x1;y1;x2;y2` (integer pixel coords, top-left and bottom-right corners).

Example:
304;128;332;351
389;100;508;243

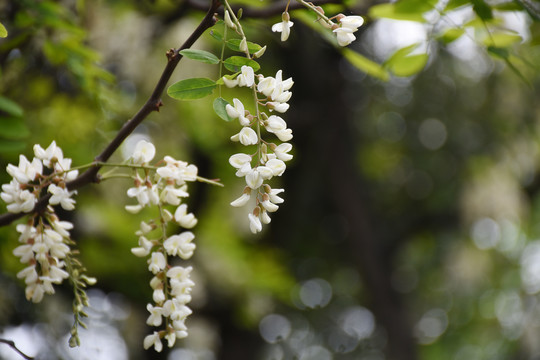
0;339;34;360
0;0;222;228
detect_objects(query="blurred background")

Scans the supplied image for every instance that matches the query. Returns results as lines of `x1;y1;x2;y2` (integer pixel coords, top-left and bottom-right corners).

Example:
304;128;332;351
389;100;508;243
1;0;540;359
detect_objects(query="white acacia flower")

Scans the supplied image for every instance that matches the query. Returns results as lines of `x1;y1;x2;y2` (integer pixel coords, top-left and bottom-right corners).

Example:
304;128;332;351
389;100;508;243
262;199;279;212
174;204;198;228
274;129;293;142
161;184;189;206
261;210;272;224
230;190;251;207
246;169;264;189
265;159;286;176
248;213;263;233
1;180;37;213
265;115;287;133
164;232;196;259
48;184;77;210
143;331;163;352
333;27;356;47
222;75;239;88
225;98;250;126
7;155;42;184
34;141;63;167
339;15;364;31
146;303;164;326
148;252;167;274
231;127;258;145
272;13;294;42
132;140;156;164
224;10;236;30
237;65;255;87
257;166;274;180
229;153;252;169
269;188;285;204
273;143;293;161
267;102;290;113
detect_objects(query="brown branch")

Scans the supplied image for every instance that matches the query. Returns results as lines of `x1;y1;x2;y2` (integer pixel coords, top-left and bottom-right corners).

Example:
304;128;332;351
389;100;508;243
0;339;34;360
182;0;345;17
0;0;221;228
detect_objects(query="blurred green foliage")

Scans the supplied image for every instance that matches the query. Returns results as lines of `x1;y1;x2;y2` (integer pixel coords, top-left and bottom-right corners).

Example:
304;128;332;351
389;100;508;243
1;0;540;359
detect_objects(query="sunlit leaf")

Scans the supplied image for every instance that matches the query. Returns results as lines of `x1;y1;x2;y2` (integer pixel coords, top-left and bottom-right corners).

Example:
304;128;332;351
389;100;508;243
493;2;523;11
223;56;260;72
384;44;429;77
369;3;426;22
0;22;7;38
213;97;233;121
483;32;522;47
179;49;220;64
341;48;390;81
0;117;30;139
0;96;23;117
445;0;470;11
167;78;216;100
226;39;263;54
437;28;465;44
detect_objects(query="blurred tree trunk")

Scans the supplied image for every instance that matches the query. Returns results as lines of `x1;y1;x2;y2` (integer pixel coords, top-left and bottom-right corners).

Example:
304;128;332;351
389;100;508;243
278;25;418;360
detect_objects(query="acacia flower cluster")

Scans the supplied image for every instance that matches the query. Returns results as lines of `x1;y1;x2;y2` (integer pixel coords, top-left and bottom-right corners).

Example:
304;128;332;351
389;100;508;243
1;141;82;302
224;66;294;233
124;140;198;351
272;8;364;47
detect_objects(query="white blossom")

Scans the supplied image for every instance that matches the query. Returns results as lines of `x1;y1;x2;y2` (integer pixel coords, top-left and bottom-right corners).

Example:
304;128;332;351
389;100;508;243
148;252;167;274
237;65;255;87
174;204;198;228
248;213;263;233
132;140;156;164
48;184;77;210
333;27;356;47
231;127;258;145
273;143;293;161
225;98;250;126
163;232;196;259
272;13;294;42
143;332;163;352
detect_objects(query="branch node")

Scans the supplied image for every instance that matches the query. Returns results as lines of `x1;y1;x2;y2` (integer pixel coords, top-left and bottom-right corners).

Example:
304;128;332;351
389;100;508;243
166;48;176;61
155;100;164;112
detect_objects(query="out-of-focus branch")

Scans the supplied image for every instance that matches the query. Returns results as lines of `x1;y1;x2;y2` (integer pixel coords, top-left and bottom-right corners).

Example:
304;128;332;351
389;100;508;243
181;0;345;17
0;339;34;360
0;0;221;228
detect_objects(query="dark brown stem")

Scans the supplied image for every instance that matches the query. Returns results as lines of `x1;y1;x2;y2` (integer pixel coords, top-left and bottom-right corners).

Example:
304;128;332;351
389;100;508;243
183;0;344;17
0;339;34;360
0;0;221;228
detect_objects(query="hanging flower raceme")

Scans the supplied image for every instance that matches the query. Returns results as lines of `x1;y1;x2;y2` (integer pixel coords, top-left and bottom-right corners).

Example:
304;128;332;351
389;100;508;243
124;139;199;351
1;141;83;302
223;67;294;234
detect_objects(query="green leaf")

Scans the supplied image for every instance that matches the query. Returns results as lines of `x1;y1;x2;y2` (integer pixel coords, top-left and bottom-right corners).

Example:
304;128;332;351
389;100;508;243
0;96;23;117
493;2;523;11
437;28;465;44
0;116;30;139
444;0;470;11
472;0;493;20
483;32;522;47
179;49;220;64
226;39;263;54
384;44;429;77
0;140;26;153
487;46;509;59
167;78;217;100
213;97;233;121
341;48;390;81
369;3;426;22
209;28;223;42
369;0;437;22
0;22;7;38
223;56;260;72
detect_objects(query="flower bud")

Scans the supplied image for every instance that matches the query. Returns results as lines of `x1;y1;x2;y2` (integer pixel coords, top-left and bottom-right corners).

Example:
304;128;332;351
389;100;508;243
224;10;236;30
253;45;267;59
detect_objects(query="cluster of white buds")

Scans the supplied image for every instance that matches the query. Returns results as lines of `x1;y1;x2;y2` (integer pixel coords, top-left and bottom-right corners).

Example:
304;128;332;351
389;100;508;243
124;140;198;351
1;141;78;213
272;7;364;47
223;66;294;233
1;141;82;302
332;14;365;46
